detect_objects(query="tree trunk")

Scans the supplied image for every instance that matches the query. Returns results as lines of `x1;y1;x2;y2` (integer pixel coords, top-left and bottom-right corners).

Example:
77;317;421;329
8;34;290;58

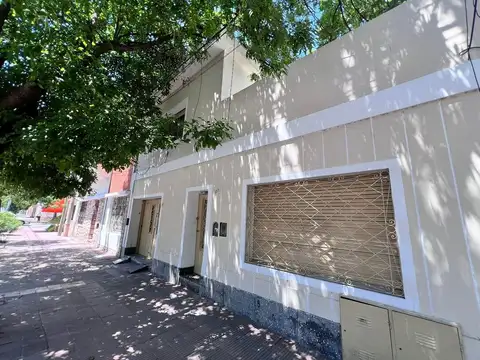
0;2;11;35
0;82;43;110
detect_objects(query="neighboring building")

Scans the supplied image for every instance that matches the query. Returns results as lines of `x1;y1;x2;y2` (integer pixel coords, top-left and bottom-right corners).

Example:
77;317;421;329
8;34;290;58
62;165;132;255
26;204;37;218
98;168;132;256
68;165;110;242
121;0;480;358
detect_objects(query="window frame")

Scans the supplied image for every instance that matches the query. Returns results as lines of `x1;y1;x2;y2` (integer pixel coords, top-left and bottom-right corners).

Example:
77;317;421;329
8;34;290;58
163;98;188;137
245;169;404;297
70;205;76;221
77;201;88;224
170;108;186;138
239;159;419;312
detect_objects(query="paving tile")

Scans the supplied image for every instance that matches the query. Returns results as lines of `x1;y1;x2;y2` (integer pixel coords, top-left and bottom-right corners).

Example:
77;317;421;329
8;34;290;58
21;338;48;357
137;335;170;352
0;227;325;360
75;306;97;319
21;351;50;360
20;329;46;343
42;322;69;337
46;332;75;353
205;349;236;360
0;340;22;358
168;332;206;357
113;326;158;346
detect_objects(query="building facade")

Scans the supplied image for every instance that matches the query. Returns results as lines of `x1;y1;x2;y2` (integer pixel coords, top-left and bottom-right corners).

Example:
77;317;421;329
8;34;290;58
98;168;132;256
62;166;132;255
119;0;480;358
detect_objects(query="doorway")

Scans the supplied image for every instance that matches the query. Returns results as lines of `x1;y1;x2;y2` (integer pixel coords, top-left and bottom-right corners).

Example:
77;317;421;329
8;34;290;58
194;193;208;274
137;198;161;259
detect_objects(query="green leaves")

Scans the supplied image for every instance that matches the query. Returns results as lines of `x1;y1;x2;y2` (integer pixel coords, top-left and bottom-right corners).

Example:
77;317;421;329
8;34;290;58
183;118;234;152
0;0;403;198
0;211;22;232
317;0;405;45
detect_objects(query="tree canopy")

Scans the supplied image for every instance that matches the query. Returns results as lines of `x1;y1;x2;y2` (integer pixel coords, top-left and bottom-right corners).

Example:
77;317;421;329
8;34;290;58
0;0;404;199
0;180;55;211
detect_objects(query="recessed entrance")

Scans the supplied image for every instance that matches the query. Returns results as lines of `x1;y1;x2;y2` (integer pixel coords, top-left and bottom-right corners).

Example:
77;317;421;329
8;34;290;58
194;193;208;274
177;187;211;277
137;198;161;259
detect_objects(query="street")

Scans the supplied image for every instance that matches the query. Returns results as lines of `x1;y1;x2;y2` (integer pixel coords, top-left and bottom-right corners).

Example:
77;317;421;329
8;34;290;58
0;224;323;360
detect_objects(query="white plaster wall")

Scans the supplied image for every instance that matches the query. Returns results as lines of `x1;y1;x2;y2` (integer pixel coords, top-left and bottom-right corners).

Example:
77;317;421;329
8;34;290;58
136;0;475;173
133;92;480;356
124;198;143;249
99;197;112;249
129;0;480;355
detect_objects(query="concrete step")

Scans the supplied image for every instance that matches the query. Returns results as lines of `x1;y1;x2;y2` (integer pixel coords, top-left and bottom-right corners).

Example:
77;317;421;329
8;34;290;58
179;274;203;294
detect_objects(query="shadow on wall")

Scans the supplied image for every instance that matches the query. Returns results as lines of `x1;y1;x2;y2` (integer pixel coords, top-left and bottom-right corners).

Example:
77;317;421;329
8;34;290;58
135;0;480;337
138;0;469;171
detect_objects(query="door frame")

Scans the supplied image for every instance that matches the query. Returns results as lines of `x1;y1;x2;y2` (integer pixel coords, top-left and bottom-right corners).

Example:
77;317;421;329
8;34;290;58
178;185;214;276
99;196;113;249
135;194;164;259
193;192;208;275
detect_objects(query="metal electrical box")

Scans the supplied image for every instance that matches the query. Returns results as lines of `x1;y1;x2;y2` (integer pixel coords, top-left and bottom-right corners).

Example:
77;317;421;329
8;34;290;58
340;297;393;360
340;297;464;360
391;311;463;360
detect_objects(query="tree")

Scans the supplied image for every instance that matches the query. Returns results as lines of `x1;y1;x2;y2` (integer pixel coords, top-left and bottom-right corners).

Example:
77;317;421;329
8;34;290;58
0;181;38;211
0;0;403;198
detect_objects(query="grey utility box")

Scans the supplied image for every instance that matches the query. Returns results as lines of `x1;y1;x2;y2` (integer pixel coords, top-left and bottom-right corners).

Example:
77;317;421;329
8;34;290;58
340;297;463;360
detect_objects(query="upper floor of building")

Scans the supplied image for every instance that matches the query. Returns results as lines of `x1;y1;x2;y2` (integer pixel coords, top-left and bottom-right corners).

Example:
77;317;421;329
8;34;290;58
136;0;480;178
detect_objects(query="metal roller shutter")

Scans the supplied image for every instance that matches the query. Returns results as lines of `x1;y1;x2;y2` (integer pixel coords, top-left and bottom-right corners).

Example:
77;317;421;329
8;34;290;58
245;170;404;297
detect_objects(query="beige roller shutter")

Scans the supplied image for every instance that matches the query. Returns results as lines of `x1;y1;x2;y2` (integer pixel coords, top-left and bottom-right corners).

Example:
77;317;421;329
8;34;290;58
245;170;404;297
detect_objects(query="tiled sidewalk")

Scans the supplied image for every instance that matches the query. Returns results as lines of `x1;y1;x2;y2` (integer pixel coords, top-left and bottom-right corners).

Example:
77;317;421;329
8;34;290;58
0;225;325;360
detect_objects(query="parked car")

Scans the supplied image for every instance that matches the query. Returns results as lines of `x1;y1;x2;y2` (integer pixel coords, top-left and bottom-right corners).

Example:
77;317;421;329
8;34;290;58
15;214;29;225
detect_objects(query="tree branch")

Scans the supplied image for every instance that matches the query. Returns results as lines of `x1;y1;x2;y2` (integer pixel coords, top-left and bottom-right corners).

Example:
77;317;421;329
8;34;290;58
0;82;43;111
339;0;352;32
94;34;173;57
332;1;341;21
113;16;122;40
349;0;367;22
0;1;11;35
302;0;318;20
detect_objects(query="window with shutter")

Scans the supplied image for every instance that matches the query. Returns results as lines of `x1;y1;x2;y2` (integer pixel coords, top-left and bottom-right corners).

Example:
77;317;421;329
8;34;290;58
245;170;404;297
70;205;76;220
170;109;185;138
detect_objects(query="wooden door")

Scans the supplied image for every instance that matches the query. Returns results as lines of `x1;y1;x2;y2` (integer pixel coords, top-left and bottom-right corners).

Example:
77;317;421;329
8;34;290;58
194;193;208;274
138;199;161;258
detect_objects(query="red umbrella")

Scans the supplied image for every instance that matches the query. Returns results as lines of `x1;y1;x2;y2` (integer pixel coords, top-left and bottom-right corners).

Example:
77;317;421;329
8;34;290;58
42;199;65;213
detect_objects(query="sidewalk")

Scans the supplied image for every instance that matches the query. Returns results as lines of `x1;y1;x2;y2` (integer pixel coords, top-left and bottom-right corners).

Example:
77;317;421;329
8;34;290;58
0;225;325;360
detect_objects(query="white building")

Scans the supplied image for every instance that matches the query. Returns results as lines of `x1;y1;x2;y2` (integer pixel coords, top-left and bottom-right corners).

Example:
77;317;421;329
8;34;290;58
122;0;480;358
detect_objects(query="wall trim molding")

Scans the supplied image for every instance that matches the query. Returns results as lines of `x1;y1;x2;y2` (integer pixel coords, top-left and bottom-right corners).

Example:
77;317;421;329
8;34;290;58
105;190;130;198
239;159;420;312
132;192;165;200
164;97;188;116
152;194;165;261
137;60;480;181
81;193;108;201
